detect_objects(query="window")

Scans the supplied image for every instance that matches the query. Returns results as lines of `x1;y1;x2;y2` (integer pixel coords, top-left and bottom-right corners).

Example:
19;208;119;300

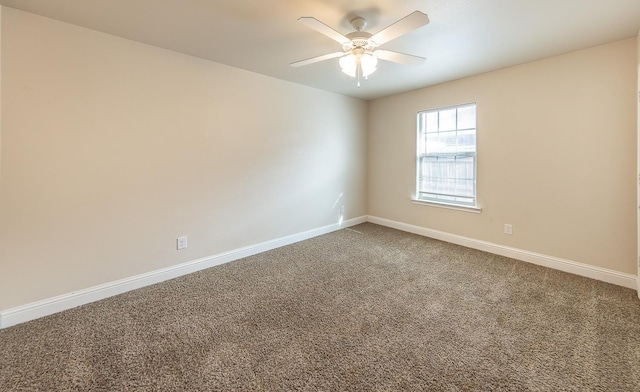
416;103;477;207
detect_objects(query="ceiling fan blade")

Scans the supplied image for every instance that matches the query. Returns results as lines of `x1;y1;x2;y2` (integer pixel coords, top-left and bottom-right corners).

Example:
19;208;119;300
374;50;426;66
298;17;351;45
290;52;345;67
370;11;430;46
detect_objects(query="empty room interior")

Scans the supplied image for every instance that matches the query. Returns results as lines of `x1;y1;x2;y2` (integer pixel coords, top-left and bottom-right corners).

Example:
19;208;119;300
1;0;640;390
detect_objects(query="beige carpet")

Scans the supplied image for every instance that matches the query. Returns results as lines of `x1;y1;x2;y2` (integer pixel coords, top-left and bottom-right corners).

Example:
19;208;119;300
1;223;640;391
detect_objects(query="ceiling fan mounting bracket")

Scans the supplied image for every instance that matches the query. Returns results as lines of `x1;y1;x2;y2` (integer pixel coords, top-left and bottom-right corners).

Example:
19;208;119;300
350;17;367;31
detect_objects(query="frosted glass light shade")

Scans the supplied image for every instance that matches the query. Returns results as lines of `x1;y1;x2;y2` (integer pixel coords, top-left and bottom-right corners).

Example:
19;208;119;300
360;53;377;77
339;53;377;78
339;54;357;77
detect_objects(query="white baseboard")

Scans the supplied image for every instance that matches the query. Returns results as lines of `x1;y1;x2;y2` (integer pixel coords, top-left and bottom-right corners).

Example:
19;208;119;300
2;215;634;329
367;216;638;290
0;216;367;329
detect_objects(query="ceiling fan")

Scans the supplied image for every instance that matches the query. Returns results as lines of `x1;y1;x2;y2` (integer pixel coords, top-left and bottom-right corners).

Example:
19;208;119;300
290;11;430;86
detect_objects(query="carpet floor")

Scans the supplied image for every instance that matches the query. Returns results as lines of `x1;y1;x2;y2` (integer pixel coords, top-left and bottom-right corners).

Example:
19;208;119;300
1;223;640;391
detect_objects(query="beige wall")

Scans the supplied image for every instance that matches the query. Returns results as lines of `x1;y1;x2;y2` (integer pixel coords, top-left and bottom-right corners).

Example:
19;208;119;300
0;6;2;188
368;38;638;275
0;8;367;310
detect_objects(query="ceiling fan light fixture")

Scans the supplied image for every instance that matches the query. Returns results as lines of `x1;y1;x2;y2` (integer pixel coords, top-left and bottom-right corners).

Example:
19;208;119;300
339;52;378;78
360;53;378;77
339;54;357;77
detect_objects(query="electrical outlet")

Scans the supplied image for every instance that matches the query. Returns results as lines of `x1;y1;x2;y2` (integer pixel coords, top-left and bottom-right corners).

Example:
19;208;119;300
504;224;513;235
177;236;187;250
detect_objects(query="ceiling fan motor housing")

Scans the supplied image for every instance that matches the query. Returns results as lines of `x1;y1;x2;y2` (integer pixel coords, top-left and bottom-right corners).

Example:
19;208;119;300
344;31;375;52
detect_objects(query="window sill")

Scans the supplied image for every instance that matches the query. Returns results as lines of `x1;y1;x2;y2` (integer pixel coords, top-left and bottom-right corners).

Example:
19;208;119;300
411;199;482;214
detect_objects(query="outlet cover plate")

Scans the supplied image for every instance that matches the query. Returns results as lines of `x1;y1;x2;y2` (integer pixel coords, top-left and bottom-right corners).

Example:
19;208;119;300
177;236;187;250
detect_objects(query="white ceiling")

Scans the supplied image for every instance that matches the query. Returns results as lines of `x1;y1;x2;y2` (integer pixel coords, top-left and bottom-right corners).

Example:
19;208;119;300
1;0;639;100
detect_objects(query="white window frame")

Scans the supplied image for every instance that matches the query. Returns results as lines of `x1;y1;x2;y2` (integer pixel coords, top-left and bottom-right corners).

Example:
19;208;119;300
414;103;480;212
